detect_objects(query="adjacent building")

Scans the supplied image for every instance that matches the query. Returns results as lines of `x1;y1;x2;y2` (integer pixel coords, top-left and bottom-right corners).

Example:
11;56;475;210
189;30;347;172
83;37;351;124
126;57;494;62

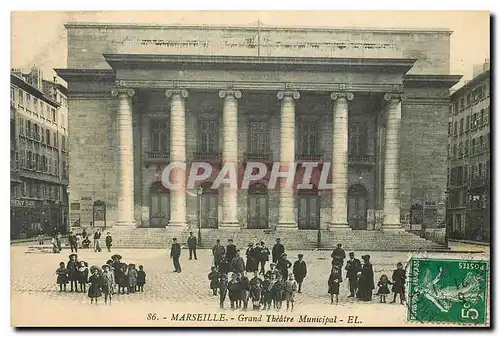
56;23;460;245
10;68;69;239
447;61;491;242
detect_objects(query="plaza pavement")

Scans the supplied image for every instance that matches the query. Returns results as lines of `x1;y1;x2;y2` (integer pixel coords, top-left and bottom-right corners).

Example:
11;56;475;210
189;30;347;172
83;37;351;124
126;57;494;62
10;242;489;327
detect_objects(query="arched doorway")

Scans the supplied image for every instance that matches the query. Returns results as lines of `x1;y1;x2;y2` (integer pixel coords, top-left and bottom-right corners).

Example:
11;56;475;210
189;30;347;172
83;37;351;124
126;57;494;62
150;181;170;228
199;182;218;228
247;183;268;229
348;184;368;230
298;185;320;230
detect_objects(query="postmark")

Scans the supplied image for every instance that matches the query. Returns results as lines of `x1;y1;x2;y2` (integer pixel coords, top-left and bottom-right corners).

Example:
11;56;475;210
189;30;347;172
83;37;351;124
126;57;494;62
407;258;488;325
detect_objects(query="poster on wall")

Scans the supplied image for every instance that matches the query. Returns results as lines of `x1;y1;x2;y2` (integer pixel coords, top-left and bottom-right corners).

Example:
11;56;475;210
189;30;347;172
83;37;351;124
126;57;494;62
79;196;93;227
69;201;81;228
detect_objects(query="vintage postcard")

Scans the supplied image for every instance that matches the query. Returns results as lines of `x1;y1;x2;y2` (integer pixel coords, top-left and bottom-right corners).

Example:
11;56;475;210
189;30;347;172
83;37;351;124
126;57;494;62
10;10;490;327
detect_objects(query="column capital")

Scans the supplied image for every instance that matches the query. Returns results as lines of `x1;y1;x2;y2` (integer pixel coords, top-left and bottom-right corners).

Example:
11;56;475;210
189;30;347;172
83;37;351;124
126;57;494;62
218;89;242;99
384;93;405;102
111;88;135;98
165;89;188;99
330;92;354;101
277;91;300;100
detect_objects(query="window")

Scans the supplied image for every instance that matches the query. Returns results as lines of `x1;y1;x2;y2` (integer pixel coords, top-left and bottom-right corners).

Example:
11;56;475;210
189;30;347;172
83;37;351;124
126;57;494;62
464;166;469;183
465;140;469;157
479;136;484;153
51;108;56;122
460;97;464;109
453;144;457;159
18;118;24;136
150;119;169;152
458;141;463;158
299;122;319;155
467;93;471;106
61;135;66;152
473;113;479;128
465;115;470;131
453;121;458;136
19;150;25;168
48;158;52;174
247;183;269;229
40;127;44;143
53;132;58;147
447;144;450;158
469;114;474;130
27;151;32;169
249;121;268;154
26;120;31;138
471;138;476;156
448;104;453;115
448;122;452;135
459;118;464;134
10;88;14;102
33;98;39;113
198;120;218;154
46;130;50;146
34;124;40;141
484;107;489;125
25;92;30;107
35;153;40;171
480;109;484;126
19;90;24;105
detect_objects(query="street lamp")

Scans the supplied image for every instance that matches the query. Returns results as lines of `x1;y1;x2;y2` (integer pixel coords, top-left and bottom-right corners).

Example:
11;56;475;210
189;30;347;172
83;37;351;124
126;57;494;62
197;186;203;246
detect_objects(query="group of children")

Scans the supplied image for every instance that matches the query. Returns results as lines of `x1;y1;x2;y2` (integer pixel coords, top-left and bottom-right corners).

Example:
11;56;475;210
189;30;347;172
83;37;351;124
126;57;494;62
55;253;147;304
208;263;299;311
374;262;407;304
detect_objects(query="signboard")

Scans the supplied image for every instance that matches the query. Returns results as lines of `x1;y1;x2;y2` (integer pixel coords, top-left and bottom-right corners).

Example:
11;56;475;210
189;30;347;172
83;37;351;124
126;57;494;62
92;200;106;228
80;196;93;227
69;202;81;227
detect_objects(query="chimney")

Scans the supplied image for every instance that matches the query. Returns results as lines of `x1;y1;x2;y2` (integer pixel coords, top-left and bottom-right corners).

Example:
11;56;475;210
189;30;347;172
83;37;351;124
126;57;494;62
53;76;57;83
472;64;483;78
483;58;490;72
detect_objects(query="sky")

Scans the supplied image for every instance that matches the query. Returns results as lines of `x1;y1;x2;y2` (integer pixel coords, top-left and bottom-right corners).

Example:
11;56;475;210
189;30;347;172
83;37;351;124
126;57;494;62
10;11;490;89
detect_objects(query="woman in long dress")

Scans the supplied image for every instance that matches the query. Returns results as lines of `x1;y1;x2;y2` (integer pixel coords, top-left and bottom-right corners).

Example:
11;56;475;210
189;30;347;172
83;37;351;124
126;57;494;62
357;255;375;301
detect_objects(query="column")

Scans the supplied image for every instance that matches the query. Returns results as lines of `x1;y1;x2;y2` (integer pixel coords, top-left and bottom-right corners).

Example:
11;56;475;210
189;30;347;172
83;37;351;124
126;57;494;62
329;92;354;230
219;89;241;227
277;91;300;228
382;93;403;231
111;88;136;227
165;89;189;229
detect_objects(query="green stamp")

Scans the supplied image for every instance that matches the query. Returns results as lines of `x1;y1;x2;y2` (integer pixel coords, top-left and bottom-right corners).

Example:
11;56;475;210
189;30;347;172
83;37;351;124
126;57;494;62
407;258;488;325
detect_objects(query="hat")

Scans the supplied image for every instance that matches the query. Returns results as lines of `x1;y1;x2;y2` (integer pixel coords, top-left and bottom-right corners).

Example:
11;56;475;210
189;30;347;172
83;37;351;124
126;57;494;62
68;253;78;260
349;252;355;256
111;254;122;260
298;254;304;258
248;243;253;246
270;263;276;267
102;265;110;270
362;255;371;261
90;265;101;273
260;241;265;245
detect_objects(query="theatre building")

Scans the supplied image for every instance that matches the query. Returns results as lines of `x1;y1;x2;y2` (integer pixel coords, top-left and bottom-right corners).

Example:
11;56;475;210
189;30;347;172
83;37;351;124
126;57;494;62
57;23;460;249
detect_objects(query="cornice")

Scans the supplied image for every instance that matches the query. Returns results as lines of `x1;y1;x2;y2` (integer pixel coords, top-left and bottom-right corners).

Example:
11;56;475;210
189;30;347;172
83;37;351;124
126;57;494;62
54;68;115;82
403;74;462;89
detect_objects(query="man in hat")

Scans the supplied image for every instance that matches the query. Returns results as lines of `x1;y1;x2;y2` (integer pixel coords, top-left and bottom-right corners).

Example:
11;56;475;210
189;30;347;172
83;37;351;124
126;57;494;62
345;252;362;298
258;241;270;275
272;238;285;264
331;243;346;278
187;231;197;260
277;253;292;281
170;238;182;273
292;254;307;293
225;239;237;268
67;253;79;292
212;239;225;267
358;255;375;301
68;231;78;253
230;250;245;274
245;243;258;273
93;228;102;252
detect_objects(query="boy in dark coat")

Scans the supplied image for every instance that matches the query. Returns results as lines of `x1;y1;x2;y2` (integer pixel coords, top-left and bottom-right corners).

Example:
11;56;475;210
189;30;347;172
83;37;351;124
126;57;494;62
137;265;146;292
77;261;89;292
259;241;270;275
358;255;375;301
272;238;285;264
219;273;228;309
261;274;273;310
67;254;79;292
88;267;103;305
105;232;112;252
231;251;245;274
208;266;220;296
239;273;250;309
218;255;230;275
170;238;182;273
328;266;342;304
212;239;225;267
272;274;285;309
391;262;406;304
226;239;237;267
55;262;68;292
68;231;78;253
277;253;292;281
245;243;258;273
345;252;362;297
227;273;241;309
331;243;346;278
187;231;197;260
292;254;307;293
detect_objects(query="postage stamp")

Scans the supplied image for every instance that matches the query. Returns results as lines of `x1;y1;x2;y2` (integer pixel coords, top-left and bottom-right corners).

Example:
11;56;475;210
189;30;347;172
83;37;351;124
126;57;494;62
407;258;489;326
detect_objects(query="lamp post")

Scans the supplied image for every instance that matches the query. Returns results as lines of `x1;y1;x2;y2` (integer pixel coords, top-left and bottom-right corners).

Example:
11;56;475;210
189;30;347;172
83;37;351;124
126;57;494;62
444;188;450;247
197;186;203;246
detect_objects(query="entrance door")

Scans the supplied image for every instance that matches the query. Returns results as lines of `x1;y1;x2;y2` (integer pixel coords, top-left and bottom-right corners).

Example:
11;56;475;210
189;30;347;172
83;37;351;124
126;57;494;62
298;188;320;229
348;184;368;230
200;183;218;228
247;183;268;229
150;182;170;227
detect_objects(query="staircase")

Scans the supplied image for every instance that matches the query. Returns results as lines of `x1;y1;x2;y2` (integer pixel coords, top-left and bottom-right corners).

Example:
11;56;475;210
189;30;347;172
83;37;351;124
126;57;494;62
107;228;448;251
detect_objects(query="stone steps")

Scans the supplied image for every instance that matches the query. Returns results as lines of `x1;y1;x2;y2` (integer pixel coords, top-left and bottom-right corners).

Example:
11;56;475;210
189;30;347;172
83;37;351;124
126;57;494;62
106;228;448;251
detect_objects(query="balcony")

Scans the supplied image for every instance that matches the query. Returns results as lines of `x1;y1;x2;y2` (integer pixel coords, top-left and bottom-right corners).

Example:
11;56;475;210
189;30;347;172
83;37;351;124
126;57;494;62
144;151;170;166
193;152;221;160
470;177;489;189
295;154;323;162
244;153;273;162
348;154;375;166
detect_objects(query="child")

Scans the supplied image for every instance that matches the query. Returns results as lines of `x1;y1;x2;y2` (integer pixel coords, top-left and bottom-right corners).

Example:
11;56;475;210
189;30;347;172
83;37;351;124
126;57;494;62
105;232;113;252
51;237;59;253
261;274;273;310
102;264;115;304
82;236;91;249
77;261;89;292
272;274;285;310
38;232;44;246
250;278;262;311
284;274;298;311
88;266;103;305
55;262;68;292
328;266;341;304
137;265;146;292
391;262;406;304
127;264;138;294
376;274;392;303
227;273;241;310
117;263;128;295
219;273;228;309
67;254;79;292
208;266;220;296
240;273;250;310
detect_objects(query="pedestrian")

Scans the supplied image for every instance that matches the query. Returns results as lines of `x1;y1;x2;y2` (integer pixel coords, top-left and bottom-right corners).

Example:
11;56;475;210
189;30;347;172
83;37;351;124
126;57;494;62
345;252;362;298
230;250;245;274
102;264;115;304
277;253;292;281
227;273;241;310
170;238;182;273
212;239;225;267
357;255;375;301
376;274;392;303
128;264;138;294
261;274;273;310
218;254;230;275
240;272;250;310
56;231;62;252
272;274;285;310
187;232;197;260
137;265;146;292
259;241;270;275
284;274;298;311
68;231;78;253
93;229;102;252
37;229;44;245
67;253;79;292
105;232;112;252
331;243;346;278
219;273;228;309
82;228;87;239
226;239;237;267
88;266;103;305
391;262;406;304
82;236;91;249
117;263;128;294
245;243;258;273
265;263;281;280
250;275;262;310
76;233;82;249
77;261;89;292
208;266;220;296
292;254;307;293
51;237;59;253
272;238;285;264
55;262;68;292
328;265;342;304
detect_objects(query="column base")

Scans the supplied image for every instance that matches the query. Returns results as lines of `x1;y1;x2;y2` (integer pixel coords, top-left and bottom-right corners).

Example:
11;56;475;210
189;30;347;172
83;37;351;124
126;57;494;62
167;222;189;229
219;221;240;228
328;222;352;231
277;222;297;229
114;220;137;228
381;224;405;233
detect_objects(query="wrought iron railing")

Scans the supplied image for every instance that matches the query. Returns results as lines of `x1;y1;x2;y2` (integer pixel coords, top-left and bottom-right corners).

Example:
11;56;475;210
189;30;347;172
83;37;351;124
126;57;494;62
348;154;375;165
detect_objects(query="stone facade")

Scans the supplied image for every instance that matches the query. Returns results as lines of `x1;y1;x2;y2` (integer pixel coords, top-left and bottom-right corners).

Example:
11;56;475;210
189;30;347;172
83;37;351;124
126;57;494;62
57;23;461;234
